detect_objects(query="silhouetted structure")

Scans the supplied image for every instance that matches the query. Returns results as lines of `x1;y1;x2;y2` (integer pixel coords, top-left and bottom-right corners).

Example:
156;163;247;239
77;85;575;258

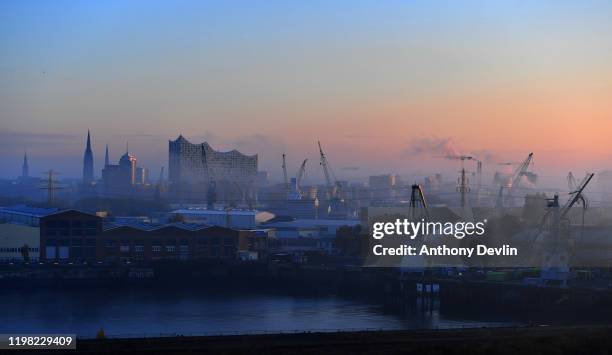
168;135;257;203
82;130;94;185
21;152;29;178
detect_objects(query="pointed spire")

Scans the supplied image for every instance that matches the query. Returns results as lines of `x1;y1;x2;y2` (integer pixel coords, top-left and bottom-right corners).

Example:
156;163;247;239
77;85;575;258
86;130;92;151
83;130;94;184
126;142;129;154
104;144;110;167
21;151;29;178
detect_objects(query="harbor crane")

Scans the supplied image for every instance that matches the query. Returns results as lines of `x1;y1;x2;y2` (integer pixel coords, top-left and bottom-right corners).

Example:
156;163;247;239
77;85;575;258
561;173;593;217
508;153;534;196
296;159;308;197
567;172;588;208
537;172;594;285
318;140;342;200
497;152;534;208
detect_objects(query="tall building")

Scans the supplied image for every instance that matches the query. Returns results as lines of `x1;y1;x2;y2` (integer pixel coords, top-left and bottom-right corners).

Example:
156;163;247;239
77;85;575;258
102;146;137;195
168;135;258;203
82;130;94;184
119;150;137;185
21;152;29;178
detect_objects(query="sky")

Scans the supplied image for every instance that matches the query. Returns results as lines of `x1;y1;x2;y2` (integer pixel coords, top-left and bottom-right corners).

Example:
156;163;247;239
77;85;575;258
1;0;611;185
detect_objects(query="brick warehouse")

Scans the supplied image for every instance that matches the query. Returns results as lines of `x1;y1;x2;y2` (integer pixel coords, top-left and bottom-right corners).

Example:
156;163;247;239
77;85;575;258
39;210;262;263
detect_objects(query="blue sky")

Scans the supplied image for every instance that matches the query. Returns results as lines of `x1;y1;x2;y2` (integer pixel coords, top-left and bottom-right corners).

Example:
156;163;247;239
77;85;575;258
1;1;611;180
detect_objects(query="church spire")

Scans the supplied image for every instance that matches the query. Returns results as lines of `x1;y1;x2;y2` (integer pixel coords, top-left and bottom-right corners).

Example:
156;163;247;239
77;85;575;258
83;130;94;184
86;130;92;151
21;152;29;178
105;144;110;167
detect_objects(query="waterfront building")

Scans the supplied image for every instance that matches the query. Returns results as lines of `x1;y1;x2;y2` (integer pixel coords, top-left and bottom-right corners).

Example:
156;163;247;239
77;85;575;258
168;135;258;203
100;224;250;262
40;210;102;262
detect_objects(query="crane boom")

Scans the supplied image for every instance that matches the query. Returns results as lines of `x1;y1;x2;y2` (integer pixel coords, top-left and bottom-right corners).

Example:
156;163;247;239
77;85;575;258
318;141;333;189
510;152;533;191
296;159;307;196
561;173;593;218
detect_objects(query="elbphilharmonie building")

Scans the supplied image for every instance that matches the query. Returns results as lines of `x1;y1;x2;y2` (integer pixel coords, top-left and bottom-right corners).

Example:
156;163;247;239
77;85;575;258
168;135;258;204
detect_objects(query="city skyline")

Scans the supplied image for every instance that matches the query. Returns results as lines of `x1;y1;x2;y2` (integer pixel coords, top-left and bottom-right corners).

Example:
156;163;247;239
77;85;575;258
1;1;612;181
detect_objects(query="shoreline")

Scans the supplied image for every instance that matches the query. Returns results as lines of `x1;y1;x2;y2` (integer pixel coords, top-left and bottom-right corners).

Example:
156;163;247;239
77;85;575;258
23;324;612;354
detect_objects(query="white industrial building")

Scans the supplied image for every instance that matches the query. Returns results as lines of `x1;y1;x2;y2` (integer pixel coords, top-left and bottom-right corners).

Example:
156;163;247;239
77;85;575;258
168;209;261;229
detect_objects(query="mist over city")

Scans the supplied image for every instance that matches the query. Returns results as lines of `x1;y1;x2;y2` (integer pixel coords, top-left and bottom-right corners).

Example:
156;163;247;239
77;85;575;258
1;1;612;354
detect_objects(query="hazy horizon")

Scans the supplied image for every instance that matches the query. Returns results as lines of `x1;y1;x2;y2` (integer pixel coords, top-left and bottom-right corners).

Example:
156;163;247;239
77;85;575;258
1;1;611;183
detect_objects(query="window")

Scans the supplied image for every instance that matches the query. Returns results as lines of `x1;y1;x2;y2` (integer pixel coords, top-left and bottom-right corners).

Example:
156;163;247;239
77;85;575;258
152;245;161;253
165;245;176;252
134;245;144;253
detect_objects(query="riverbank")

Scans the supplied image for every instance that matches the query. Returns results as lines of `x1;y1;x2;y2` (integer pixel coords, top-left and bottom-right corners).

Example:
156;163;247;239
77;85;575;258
16;325;612;354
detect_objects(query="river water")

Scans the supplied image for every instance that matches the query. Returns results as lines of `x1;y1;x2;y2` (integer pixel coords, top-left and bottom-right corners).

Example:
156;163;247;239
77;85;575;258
0;286;516;338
